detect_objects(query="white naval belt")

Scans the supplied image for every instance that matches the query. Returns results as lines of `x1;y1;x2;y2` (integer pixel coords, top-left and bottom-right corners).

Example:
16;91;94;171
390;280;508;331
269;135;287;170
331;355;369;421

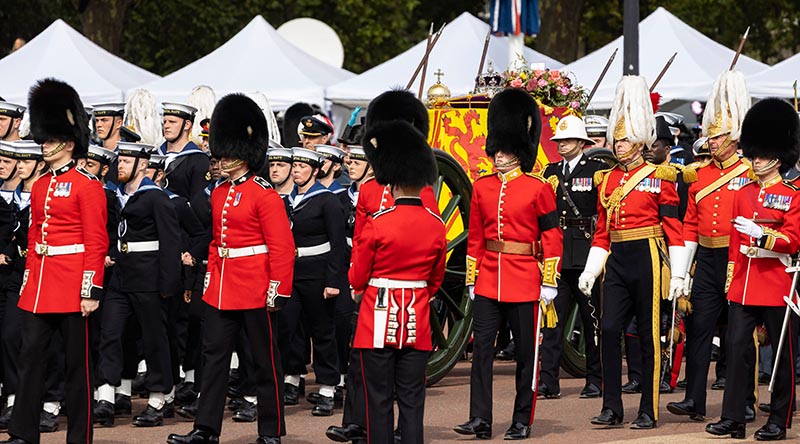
368;278;427;289
118;240;159;253
296;242;331;258
739;245;791;266
218;244;268;259
35;243;84;256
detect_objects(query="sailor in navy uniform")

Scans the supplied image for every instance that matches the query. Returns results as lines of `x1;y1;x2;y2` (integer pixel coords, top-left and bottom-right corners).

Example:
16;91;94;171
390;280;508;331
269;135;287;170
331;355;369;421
0;102;25;142
94;142;182;428
540;115;605;400
315;144;348;192
266;147;294;196
158;103;210;199
93;104;126;150
279;148;346;417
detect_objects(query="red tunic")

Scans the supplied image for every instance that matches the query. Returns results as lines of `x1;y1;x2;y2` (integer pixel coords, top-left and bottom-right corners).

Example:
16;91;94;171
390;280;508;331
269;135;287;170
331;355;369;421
203;174;295;310
683;157;752;245
593;161;683;250
350;199;447;351
19;164;109;313
467;168;563;302
353;178;439;243
727;178;800;307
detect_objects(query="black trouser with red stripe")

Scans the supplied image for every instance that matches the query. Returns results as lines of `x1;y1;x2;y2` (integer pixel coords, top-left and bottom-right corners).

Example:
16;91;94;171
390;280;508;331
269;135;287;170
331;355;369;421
195;306;285;437
9;311;93;444
360;347;427;444
722;303;796;427
469;296;537;425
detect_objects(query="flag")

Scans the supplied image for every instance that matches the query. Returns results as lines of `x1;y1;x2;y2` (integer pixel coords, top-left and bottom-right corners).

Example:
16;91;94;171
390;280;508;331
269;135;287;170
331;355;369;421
489;0;540;36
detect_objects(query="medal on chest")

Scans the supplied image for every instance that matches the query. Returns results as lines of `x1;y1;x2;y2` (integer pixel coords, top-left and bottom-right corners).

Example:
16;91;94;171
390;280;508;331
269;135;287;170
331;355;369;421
571;177;591;192
728;177;750;191
635;178;661;193
763;193;792;211
233;192;242;207
53;182;72;197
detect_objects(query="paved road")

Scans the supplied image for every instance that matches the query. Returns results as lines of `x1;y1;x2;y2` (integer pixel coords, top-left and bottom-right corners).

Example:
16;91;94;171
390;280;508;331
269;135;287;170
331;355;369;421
28;360;797;443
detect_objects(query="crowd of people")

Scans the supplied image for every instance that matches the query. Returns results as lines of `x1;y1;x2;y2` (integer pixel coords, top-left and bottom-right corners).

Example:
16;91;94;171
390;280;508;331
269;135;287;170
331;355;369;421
0;63;796;444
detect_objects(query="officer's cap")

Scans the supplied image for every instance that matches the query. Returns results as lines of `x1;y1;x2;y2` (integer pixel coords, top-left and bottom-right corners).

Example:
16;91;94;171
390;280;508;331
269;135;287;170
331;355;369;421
298;115;333;137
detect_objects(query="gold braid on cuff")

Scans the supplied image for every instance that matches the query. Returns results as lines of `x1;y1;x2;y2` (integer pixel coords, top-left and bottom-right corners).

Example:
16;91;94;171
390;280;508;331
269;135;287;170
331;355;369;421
540;256;561;287
466;255;477;286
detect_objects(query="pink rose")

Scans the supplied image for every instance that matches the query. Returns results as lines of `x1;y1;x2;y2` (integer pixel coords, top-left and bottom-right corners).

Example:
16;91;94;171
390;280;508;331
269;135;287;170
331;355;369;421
550;70;561;79
533;70;544;77
570;101;580;109
510;78;523;88
538;79;548;87
525;79;535;91
559;86;570;95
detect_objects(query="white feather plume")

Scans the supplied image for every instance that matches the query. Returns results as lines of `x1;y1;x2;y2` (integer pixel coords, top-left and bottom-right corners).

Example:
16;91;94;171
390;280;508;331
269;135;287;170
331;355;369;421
186;85;216;146
246;91;282;145
701;70;751;140
606;76;656;147
124;89;163;146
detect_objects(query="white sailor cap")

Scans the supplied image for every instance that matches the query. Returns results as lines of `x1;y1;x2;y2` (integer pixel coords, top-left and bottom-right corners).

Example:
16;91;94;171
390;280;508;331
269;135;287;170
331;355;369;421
93;103;126;117
315;144;346;162
0;140;43;160
583;114;609;136
117;142;153;159
0;102;25;118
162;103;198;120
87;144;118;165
148;153;167;170
348;146;367;161
268;140;285;150
267;148;293;163
84;106;94;117
292;147;324;167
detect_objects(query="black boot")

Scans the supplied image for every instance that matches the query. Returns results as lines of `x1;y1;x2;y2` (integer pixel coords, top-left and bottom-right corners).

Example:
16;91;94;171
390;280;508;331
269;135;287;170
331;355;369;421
232;400;257;422
706;419;745;439
93;400;115;426
0;406;13;430
754;423;786;441
503;422;530;440
666;399;704;421
630;412;656;429
131;404;164;427
590;408;623;427
284;383;299;406
453;417;492;439
325;424;367;442
163;401;175;419
176;382;198;406
39;410;58;433
254;437;281;444
114;393;132;415
167;428;220;444
132;371;148;398
0;437;31;444
311;394;334;416
176;398;198;420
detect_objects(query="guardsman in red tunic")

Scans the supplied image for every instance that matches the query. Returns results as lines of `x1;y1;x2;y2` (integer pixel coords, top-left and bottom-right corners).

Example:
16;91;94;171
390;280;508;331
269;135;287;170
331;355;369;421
0;79;108;444
578;76;687;430
349;120;446;444
454;88;563;441
706;98;800;441
167;94;295;444
667;70;754;421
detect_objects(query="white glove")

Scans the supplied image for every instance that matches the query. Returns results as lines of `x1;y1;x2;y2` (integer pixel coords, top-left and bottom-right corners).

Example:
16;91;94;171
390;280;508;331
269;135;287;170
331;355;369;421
540;286;557;304
734;216;764;239
468;285;475;301
578;272;596;297
683;241;698;295
668;276;684;301
668;245;690;298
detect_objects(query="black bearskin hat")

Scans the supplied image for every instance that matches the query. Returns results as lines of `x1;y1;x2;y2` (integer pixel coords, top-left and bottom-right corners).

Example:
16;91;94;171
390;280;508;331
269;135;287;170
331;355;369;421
485;88;541;173
740;98;800;174
282;102;314;148
28;78;89;158
365;89;429;136
364;120;437;188
654;115;673;142
209;94;269;172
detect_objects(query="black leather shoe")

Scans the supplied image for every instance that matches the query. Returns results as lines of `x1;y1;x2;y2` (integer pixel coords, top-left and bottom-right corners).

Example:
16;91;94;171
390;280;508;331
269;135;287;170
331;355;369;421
284;383;299;406
232;400;257;422
306;392;321;404
334;385;344;409
39;410;58;433
131;404;164;427
503;422;530;440
326;424;367;442
676;378;687;389
393;427;401;444
176;382;198;406
114;393;132;415
759;403;771;413
132;371;148;397
754;422;786;441
0;437;31;444
659;379;673;394
590;408;623;427
93;400;115;426
630;412;656;429
163;401;175;419
706;419;745;439
254;437;280;444
621;380;642;394
453;417;492;439
176;398;198;420
496;340;515;361
0;406;13;430
711;377;726;390
666;399;704;421
228;397;243;411
537;382;560;399
167;428;220;444
311;395;334;416
580;383;601;398
745;404;756;423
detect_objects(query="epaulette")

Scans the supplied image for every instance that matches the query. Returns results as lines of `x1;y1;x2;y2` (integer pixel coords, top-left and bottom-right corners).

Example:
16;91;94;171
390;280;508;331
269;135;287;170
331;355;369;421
372;206;396;219
546;174;559;192
739;158;758;181
783;180;799;191
253;176;273;190
524;172;548;183
653;163;678;182
76;167;99;181
593;168;612;187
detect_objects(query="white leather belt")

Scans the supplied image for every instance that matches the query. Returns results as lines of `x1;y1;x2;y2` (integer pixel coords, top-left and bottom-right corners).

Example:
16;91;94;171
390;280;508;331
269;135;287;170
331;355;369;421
118;240;160;253
296;242;331;257
346;237;353;247
35;243;84;256
740;245;791;266
218;244;268;258
368;278;427;289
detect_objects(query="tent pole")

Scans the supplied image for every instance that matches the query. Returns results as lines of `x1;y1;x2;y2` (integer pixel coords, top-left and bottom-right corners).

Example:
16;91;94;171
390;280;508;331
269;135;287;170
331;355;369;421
623;0;639;75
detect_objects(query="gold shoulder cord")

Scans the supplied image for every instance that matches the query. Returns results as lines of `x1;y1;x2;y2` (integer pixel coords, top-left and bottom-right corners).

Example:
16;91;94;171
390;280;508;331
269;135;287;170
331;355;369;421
598;173;624;230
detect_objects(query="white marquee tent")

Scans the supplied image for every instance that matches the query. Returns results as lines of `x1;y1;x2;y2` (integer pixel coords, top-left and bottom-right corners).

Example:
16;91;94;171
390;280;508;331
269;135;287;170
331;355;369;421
0;19;159;105
563;7;768;109
325;12;563;107
747;51;800;98
134;15;353;110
